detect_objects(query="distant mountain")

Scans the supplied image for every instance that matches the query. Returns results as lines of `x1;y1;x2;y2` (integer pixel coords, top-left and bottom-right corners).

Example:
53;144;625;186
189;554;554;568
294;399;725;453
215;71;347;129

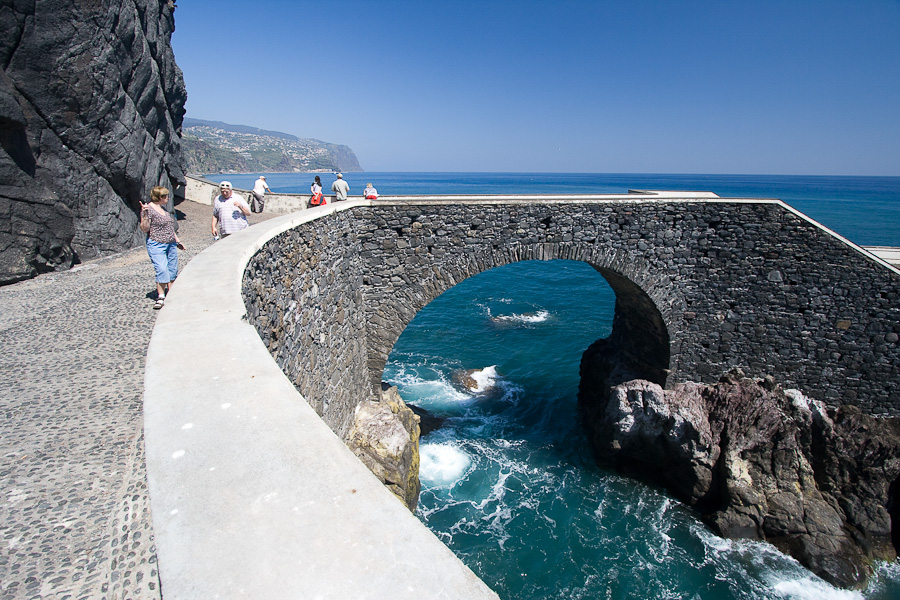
181;118;362;174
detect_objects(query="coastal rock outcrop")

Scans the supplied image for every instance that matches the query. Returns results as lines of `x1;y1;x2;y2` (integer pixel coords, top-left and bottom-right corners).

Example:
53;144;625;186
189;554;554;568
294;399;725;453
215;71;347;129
579;370;900;588
451;366;502;397
347;386;421;511
0;0;186;284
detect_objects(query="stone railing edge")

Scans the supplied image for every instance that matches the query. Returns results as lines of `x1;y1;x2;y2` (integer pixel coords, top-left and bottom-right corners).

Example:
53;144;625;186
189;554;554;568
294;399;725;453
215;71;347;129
143;200;500;599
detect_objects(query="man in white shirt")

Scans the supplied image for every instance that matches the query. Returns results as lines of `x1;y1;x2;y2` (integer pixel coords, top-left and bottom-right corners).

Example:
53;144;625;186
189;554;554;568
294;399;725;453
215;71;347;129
331;173;349;201
211;181;250;238
251;175;270;213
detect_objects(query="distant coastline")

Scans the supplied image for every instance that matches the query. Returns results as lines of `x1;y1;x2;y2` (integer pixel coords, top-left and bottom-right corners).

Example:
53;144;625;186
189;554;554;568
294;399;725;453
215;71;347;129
182;117;362;174
193;167;342;176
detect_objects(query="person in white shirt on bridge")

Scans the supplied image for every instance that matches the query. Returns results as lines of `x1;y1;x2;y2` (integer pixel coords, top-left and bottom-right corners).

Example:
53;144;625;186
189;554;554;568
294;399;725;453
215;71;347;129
363;183;378;199
251;175;270;212
211;181;250;238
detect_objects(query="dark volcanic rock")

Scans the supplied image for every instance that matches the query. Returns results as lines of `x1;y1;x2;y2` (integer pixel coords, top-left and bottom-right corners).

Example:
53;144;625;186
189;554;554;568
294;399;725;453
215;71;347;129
407;403;446;436
579;370;900;589
0;0;186;284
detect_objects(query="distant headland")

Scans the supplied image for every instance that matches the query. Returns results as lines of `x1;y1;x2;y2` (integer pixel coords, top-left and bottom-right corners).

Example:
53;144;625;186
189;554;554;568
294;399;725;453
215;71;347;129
182;118;363;175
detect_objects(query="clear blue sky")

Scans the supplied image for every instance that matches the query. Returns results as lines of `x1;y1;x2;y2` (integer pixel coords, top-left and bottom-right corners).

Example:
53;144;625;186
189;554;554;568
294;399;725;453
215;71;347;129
172;0;900;175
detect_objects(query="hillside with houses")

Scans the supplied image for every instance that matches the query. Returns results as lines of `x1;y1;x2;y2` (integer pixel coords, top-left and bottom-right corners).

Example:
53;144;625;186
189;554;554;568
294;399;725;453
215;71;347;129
182;118;362;174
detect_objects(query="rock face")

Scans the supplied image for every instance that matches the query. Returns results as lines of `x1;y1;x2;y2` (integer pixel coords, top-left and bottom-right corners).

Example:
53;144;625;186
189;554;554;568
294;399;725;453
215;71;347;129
347;386;421;511
0;0;186;284
579;370;900;589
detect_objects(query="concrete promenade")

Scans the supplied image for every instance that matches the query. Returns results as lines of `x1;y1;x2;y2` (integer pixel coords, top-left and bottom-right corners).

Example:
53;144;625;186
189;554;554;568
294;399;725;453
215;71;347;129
0;200;273;600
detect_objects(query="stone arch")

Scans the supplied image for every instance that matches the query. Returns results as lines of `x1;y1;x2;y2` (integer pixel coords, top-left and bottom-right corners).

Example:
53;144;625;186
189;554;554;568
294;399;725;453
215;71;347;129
366;240;686;393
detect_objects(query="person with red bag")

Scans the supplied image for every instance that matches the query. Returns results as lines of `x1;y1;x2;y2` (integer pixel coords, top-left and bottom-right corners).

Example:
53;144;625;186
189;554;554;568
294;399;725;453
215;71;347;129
309;175;325;207
364;183;378;200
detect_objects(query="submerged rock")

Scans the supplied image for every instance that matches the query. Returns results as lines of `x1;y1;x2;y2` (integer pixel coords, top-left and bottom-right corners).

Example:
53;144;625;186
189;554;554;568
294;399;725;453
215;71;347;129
579;370;900;589
347;386;421;511
451;366;501;397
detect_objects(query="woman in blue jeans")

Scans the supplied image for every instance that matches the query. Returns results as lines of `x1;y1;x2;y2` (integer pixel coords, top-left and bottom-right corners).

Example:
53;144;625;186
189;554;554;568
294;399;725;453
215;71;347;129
140;186;184;309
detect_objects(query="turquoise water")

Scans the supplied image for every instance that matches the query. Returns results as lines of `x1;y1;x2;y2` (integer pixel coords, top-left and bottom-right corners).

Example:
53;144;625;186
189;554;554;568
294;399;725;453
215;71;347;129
382;260;899;600
219;172;900;598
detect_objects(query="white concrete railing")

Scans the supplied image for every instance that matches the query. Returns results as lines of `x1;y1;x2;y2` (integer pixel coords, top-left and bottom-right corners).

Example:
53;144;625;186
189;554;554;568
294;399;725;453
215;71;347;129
143;200;499;599
865;246;900;266
182;173;336;213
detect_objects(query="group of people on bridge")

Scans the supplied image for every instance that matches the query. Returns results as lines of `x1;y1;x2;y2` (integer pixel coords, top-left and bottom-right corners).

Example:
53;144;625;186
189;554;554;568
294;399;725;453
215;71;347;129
138;175;380;310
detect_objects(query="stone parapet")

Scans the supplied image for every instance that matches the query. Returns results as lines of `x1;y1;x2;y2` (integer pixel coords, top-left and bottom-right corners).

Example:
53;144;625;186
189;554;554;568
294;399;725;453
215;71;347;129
241;194;900;422
146;190;900;598
144;200;499;599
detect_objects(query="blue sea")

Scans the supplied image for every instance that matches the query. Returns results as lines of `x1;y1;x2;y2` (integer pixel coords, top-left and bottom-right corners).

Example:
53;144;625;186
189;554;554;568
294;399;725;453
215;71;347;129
220;172;900;599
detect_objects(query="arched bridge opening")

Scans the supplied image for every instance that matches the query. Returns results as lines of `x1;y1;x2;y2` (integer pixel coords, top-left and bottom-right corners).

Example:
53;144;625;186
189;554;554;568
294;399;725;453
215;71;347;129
372;257;675;405
360;203;686;406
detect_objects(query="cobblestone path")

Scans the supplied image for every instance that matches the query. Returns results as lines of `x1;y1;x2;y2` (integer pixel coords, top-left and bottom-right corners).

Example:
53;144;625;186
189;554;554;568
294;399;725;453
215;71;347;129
0;200;274;600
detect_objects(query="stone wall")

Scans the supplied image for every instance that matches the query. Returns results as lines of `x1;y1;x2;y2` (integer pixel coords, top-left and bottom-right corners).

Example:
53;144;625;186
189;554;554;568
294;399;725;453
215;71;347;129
355;201;900;414
0;0;186;284
242;199;900;427
242;210;370;437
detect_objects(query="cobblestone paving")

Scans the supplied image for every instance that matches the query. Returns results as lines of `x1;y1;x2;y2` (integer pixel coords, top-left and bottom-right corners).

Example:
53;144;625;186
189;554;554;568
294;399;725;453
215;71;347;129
0;200;275;600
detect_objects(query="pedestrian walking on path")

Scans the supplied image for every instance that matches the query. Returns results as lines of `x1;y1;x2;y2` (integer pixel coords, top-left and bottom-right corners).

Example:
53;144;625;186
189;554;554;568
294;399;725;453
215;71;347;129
140;185;184;309
212;181;251;238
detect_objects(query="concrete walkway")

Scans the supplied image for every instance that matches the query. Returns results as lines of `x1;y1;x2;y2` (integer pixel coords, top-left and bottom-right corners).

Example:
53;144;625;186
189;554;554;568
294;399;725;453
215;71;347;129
0;200;273;600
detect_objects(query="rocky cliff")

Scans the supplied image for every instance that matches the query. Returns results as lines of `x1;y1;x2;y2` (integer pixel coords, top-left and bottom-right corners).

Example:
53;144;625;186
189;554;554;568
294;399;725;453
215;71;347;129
347;385;421;511
579;364;900;589
0;0;186;284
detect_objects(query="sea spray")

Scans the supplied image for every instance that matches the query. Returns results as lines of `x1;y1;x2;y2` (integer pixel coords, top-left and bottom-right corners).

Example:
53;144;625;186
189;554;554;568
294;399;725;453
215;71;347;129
420;443;473;486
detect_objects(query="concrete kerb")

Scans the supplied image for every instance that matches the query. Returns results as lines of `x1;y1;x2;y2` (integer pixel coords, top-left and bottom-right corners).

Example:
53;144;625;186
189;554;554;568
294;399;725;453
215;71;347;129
143;199;499;599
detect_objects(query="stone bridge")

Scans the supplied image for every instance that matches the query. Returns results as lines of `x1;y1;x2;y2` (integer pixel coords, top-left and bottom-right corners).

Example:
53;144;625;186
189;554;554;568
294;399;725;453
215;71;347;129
145;191;900;597
243;193;900;435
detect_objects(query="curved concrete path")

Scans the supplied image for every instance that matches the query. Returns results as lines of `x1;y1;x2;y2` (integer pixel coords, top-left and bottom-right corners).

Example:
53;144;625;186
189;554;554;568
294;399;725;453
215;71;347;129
143;200;497;599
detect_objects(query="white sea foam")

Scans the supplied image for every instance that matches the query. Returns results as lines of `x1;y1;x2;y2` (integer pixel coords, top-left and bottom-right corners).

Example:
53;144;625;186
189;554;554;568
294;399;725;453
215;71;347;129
693;525;866;600
469;365;499;393
419;443;473;486
490;309;551;324
386;365;472;409
771;578;863;599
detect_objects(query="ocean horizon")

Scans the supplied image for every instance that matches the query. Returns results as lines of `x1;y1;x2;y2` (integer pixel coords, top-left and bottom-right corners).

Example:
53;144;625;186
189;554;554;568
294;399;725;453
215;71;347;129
211;171;900;248
216;171;900;599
